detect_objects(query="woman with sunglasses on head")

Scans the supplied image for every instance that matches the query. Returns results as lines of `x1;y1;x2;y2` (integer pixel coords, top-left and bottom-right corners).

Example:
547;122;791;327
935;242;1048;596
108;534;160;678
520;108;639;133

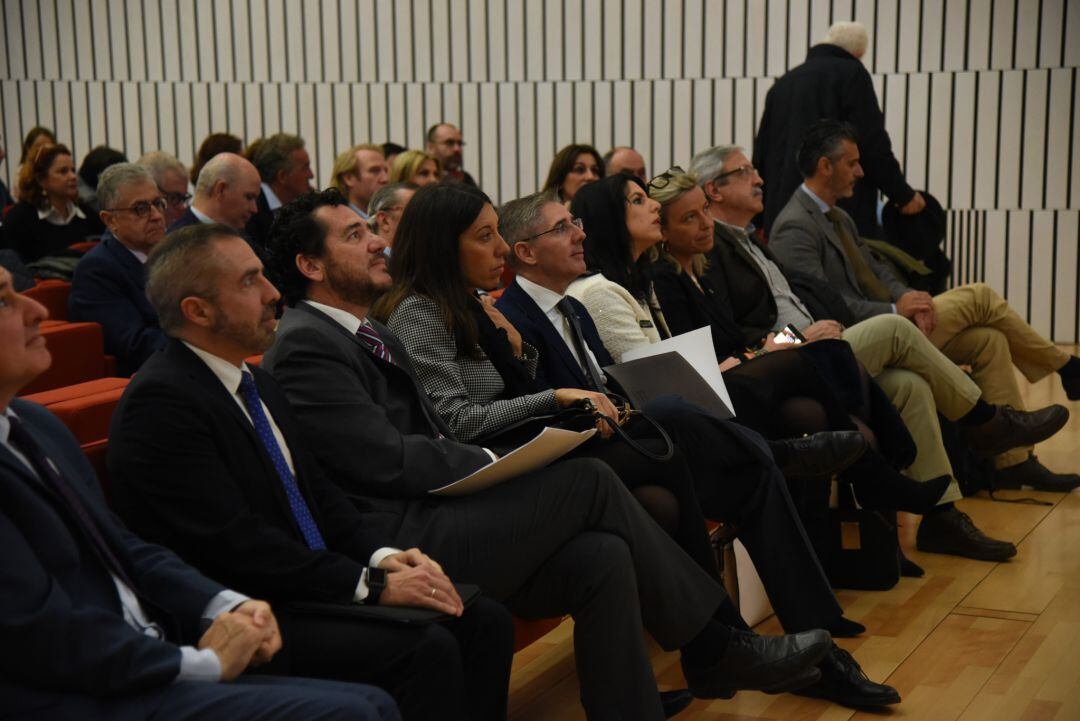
1;143;105;264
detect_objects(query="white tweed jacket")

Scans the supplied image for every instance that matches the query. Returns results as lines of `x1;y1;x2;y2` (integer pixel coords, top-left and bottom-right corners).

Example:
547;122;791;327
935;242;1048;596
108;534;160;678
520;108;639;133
566;273;669;363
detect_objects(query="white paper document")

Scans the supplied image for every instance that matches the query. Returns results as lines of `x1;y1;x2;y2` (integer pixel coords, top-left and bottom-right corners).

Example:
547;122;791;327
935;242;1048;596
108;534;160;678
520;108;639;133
619;326;736;417
429;426;597;496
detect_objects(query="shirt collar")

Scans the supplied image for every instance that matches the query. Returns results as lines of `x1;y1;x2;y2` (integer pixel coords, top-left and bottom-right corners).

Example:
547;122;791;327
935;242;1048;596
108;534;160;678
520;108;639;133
181;341;251;396
714;217;755;239
261;183;282;211
800;183;832;213
348;202;370;220
303;299;366;335
189;204;216;225
0;406;15;446
515;275;566;314
37;201;85;224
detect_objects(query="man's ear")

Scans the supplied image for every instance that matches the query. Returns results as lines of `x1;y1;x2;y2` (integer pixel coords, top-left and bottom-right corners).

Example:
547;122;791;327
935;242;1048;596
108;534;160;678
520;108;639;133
511;240;537;267
702;180;723;204
99;209;117;234
179;296;213;328
815;155;833;178
294;253;325;283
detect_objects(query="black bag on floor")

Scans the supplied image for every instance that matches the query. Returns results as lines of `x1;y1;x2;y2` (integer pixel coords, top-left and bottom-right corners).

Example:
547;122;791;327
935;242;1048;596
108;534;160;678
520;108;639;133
819;483;901;591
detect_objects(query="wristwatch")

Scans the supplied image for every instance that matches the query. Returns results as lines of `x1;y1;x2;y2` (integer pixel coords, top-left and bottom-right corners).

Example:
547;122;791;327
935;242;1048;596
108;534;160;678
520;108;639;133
366;566;388;605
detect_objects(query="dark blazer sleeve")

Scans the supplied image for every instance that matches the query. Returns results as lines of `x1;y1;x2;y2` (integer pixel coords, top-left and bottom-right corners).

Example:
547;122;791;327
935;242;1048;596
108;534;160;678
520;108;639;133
108;379;372;603
650;262;747;358
266;323;491;497
494;299;557;391
844;67;914;207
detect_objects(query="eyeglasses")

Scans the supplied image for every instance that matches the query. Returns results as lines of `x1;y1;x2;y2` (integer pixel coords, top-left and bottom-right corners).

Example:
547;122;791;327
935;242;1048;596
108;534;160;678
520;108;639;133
647;166;686;191
103;198;168;218
379;205;405;214
521;217;584;242
161;190;192;208
438;139;465;148
712;164;758;182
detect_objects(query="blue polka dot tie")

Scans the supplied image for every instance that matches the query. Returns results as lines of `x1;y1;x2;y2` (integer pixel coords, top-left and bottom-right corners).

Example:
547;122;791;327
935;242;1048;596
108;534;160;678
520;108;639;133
356;322;394;364
237;371;327;550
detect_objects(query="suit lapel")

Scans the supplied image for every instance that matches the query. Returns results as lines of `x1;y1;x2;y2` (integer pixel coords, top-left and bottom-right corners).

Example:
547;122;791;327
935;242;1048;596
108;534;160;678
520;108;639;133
796;189;863;291
103;235;147;291
714;222;771;293
507;282;589;388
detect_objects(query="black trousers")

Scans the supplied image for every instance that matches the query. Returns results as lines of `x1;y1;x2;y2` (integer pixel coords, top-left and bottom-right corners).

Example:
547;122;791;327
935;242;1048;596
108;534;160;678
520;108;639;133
258;596;513;721
642;395;843;633
392;457;726;721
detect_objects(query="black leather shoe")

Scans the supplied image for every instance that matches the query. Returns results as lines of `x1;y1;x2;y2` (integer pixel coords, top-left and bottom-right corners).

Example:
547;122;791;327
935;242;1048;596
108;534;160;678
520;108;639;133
659;690;693;718
898;547;925;577
794;644;901;707
993;455;1080;492
682;629;832;699
826;616;866;638
773;431;868;480
916;506;1017;561
966;404;1069;457
851;472;951;514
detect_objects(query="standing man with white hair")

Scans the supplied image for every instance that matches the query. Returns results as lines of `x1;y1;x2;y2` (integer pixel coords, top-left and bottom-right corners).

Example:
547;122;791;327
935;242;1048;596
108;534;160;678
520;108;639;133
754;20;925;238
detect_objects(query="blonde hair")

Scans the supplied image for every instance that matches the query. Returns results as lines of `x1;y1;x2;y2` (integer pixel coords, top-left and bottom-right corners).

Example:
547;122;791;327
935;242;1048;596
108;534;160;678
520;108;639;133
388;150;441;184
647;169;709;277
823;21;868;57
329;144;385;193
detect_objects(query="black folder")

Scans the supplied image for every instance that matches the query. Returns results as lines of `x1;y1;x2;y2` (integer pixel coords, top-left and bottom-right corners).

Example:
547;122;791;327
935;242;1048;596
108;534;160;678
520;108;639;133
604;351;734;419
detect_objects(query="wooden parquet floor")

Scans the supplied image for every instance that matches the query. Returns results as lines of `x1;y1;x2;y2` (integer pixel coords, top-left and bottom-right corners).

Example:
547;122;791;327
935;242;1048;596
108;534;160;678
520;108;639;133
508;347;1080;721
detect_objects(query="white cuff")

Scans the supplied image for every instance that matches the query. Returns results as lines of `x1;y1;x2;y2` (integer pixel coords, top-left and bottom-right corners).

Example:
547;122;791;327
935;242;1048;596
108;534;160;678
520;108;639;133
201;589;252;621
176;646;222;682
353;547;403;603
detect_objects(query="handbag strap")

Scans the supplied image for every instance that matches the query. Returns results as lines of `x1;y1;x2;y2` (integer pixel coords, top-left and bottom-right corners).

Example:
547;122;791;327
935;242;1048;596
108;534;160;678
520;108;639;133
582;393;675;463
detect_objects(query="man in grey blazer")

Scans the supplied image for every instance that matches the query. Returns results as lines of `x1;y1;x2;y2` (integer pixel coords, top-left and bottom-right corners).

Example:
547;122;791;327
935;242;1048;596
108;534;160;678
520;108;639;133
769;120;1080;493
261;189;836;721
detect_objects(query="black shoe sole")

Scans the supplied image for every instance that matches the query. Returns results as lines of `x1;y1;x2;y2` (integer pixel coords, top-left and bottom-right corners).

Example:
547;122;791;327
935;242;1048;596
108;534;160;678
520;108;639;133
915;539;1017;562
793;686;902;707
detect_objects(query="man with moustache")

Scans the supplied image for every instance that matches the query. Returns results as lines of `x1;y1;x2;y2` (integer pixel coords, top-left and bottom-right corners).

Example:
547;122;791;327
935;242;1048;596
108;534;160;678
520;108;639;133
425;123;476;186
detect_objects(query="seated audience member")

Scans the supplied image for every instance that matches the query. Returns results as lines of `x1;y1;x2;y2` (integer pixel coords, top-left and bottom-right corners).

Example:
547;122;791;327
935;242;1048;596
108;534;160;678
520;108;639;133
382;141;407;167
191;132;244;187
262;189;836;720
0;266;400;721
0;141;13;210
1;144;104;263
246;133;314;248
330;144;389;219
69;163;168;375
367;182;417;248
689;143;1073;557
426;123;476;186
14;126;56;196
542;144;604;204
603;146;648;183
380;184;900;708
388;150;442;187
77;145;127;215
107;224;513;721
769;120;1079;490
138;150;192;225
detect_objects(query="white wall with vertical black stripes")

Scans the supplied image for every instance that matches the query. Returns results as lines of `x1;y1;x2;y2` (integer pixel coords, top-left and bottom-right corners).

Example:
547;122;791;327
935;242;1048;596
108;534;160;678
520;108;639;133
2;0;1077;340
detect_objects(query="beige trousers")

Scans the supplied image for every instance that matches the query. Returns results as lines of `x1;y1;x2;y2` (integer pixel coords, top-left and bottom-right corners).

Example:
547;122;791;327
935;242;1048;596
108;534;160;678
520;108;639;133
927;283;1070;468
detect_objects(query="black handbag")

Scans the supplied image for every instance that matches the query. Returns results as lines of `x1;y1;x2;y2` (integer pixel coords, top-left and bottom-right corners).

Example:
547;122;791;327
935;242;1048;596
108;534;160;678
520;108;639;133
819;482;901;591
477;394;675;462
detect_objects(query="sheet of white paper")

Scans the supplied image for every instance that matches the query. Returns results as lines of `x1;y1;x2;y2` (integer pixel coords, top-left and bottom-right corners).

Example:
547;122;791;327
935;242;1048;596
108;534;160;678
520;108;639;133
619;326;736;417
429;426;597;496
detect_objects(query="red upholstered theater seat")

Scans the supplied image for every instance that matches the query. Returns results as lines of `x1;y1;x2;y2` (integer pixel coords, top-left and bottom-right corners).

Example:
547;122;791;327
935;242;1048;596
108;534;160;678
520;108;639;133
24;279;72;322
24;379;130;445
20;321;117;395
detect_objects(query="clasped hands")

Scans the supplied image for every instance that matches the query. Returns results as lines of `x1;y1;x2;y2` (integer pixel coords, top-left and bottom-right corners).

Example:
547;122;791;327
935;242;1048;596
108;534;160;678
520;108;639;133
896;290;937;336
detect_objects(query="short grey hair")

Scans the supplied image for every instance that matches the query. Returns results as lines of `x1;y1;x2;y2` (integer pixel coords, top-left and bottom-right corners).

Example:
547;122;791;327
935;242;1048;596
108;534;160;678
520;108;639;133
137;150;188;187
249;133;305;183
96;162;156;210
823;21;868;57
146;223;236;333
688;145;744;188
498;191;561;269
367;182;417;231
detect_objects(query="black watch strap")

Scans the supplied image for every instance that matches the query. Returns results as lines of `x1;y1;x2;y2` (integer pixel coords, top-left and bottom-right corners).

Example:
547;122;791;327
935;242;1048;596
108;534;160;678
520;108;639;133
365;566;387;605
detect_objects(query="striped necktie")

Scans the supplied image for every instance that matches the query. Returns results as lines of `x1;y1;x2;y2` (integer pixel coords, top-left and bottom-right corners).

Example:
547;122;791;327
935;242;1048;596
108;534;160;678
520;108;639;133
356;322;394;364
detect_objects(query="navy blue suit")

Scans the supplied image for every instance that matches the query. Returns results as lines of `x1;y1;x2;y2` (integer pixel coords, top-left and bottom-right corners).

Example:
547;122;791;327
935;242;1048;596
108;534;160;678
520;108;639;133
69;233;166;376
165;208;201;233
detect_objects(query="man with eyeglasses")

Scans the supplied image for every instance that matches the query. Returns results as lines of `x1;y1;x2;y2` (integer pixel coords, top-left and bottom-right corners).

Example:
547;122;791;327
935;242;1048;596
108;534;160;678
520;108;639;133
367;182;417;249
69;163;167;375
425;123;476;187
138;151;192;226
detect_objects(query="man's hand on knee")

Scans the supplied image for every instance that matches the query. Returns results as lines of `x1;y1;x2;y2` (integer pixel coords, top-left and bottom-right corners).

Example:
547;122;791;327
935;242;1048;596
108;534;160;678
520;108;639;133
896;291;935;319
198;611;274;680
379;556;464;616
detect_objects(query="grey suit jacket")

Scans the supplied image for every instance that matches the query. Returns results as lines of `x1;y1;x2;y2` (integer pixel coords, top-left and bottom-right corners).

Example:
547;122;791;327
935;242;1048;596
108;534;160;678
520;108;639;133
262;303;491;540
768;187;910;322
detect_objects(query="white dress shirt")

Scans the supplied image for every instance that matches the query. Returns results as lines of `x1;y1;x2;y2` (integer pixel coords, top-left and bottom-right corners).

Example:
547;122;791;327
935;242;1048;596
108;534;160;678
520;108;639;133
37;201;86;225
0;406;247;682
514;276;607;384
182;341;399;600
261;183;282;212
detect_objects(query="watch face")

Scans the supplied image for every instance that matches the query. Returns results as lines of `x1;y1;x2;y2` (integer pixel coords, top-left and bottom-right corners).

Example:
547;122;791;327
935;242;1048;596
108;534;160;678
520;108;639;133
368;566;388;587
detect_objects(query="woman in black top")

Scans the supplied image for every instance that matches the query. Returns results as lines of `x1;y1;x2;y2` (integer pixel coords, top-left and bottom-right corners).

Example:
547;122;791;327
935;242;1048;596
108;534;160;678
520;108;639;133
2;143;103;263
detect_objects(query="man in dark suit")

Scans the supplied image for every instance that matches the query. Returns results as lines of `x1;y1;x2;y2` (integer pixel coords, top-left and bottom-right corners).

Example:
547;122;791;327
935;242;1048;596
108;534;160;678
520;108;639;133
106;224;513;721
262;189;837;721
494;191;902;709
753;21;924;237
0;266;400;720
69;163;167;375
246;133;314;249
425;123;477;187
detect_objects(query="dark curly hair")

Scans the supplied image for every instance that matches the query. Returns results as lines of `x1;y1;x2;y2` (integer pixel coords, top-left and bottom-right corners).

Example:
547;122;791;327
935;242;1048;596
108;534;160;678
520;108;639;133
268;187;349;307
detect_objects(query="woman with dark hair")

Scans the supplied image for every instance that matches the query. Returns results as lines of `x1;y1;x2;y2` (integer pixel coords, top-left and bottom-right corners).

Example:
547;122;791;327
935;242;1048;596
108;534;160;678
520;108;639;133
569;172;948;515
1;143;104;263
76;145;127;214
190;132;244;185
14;126;56;200
541;144;604;203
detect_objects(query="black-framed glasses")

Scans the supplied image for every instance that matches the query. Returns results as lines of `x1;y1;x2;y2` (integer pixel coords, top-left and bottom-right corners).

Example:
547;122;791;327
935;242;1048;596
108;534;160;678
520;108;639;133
647;166;686;190
103;198;168;218
522;217;584;242
712;164;758;182
161;190;192;208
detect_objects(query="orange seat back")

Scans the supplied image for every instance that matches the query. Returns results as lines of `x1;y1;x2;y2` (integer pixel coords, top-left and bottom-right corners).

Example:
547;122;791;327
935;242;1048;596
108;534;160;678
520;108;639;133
24;280;72;322
20;322;111;395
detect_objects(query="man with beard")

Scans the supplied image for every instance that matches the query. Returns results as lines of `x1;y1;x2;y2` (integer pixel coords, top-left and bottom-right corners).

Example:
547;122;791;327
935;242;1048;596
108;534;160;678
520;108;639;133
425;123;476;187
106;223;517;721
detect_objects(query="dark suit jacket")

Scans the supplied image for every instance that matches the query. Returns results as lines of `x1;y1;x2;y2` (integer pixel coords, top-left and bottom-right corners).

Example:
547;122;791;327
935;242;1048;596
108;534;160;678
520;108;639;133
648;259;750;359
165;207;202;234
244;190;275;251
1;398;224;715
754;43;915;238
68;233;166;376
262;303;491;539
108;339;386;605
494;279;614;391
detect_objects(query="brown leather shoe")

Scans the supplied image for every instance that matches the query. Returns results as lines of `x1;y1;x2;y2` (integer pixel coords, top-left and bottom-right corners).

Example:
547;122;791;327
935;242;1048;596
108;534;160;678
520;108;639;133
965;404;1069;457
916;506;1017;561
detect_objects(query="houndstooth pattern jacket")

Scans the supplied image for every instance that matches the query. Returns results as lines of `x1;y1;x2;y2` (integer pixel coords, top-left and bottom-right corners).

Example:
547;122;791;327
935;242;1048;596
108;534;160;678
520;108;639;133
386;293;559;443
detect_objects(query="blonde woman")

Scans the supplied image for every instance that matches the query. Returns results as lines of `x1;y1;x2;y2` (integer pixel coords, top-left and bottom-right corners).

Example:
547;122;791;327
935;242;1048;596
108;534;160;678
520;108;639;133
388;150;442;187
